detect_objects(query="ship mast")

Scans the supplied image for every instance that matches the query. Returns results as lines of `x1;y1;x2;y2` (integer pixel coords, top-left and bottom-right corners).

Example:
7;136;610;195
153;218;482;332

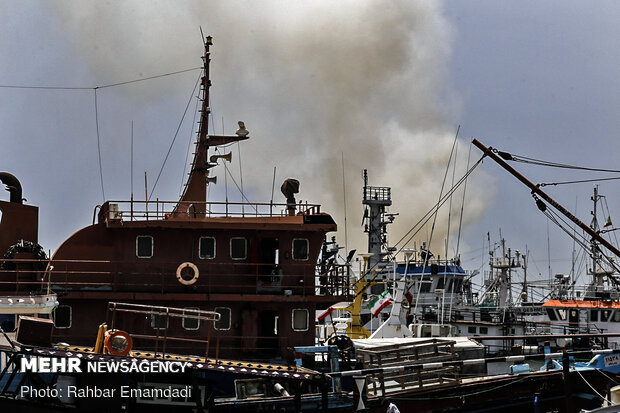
587;185;615;295
176;37;213;216
590;186;603;290
361;169;394;270
175;37;249;218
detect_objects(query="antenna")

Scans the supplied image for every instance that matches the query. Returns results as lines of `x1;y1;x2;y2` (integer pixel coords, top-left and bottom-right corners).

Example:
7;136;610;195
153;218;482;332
131;121;134;219
144;171;148;218
270;166;276;214
342;152;348;254
238;140;244;214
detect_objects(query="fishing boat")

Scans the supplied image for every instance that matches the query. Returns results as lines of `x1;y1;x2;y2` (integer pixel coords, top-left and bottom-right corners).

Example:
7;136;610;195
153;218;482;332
471;140;620;351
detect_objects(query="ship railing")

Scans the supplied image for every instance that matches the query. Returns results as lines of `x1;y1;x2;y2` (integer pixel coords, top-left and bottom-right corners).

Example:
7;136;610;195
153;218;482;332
316;262;352;298
356;338;459;396
526;319;605;335
106;302;297;361
107;302;223;360
0;258;352;298
363;186;391;202
399;258;465;269
97;199;322;222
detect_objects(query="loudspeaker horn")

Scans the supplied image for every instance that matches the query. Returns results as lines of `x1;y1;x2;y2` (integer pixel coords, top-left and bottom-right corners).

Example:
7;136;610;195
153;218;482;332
209;152;232;163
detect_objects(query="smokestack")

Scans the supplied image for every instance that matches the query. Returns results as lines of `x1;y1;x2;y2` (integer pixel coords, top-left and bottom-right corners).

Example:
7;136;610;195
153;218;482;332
0;172;23;204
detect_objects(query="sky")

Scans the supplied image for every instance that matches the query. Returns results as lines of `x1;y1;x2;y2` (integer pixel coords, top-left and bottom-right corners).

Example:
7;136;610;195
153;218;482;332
2;1;620;297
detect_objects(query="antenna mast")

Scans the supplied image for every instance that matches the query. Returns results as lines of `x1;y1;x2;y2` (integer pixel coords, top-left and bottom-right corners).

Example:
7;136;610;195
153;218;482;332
175;37;213;216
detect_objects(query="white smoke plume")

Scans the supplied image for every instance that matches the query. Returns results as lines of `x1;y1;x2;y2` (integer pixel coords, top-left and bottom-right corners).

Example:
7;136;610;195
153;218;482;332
49;0;493;258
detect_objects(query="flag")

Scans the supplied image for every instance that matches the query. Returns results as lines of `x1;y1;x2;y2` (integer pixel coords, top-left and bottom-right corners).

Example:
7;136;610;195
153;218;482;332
368;290;393;317
405;291;413;306
318;306;334;321
604;216;613;228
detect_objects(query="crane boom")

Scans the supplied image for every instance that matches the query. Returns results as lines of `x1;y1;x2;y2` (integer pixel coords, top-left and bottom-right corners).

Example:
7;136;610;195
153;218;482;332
471;138;620;259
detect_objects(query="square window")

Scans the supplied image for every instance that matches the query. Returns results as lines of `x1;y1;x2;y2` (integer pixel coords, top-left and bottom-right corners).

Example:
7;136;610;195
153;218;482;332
183;307;200;330
479;327;488;334
151;313;168;330
53;305;72;328
214;307;231;330
557;309;567;320
292;309;309;331
199;237;215;259
591;310;599;322
467;326;476;334
292;239;309;261
230;238;247;260
0;314;15;332
52;305;71;328
420;281;431;293
136;236;153;258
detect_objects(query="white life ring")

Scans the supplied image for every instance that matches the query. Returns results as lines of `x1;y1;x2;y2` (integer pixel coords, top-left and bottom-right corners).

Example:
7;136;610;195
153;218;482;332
176;262;199;285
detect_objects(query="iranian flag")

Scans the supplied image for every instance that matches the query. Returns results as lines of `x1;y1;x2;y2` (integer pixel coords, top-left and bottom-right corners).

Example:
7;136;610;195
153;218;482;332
605;216;613;228
368;290;393;317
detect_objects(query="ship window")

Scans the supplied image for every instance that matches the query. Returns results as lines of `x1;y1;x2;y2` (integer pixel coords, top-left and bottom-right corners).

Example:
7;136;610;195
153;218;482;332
53;305;72;328
420;280;432;293
136;236;153;258
292;239;309;261
436;278;445;289
151;313;168;330
454;279;463;292
199;237;216;259
0;315;14;332
557;309;567;320
591;310;599;322
479;327;488;334
230;238;247;260
182;307;200;330
214;307;231;330
546;308;558;321
613;311;620;322
467;326;476;334
602;310;612;322
292;309;309;331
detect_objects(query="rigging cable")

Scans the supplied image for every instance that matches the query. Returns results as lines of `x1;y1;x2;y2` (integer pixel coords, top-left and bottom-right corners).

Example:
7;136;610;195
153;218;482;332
495;150;620;173
222;162;259;214
148;72;202;200
94;88;105;201
575;369;611;404
0;67;201;91
539;175;620;187
446;126;460;259
2;66;202;203
180;92;202;197
537;197;620;289
602;196;620;249
455;142;473;259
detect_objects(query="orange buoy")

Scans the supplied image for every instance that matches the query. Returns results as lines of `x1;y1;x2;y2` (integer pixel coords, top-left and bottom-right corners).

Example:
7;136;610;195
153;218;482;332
104;329;133;356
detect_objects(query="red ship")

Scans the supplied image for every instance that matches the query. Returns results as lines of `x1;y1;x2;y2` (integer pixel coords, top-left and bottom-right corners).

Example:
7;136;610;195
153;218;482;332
0;37;350;361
